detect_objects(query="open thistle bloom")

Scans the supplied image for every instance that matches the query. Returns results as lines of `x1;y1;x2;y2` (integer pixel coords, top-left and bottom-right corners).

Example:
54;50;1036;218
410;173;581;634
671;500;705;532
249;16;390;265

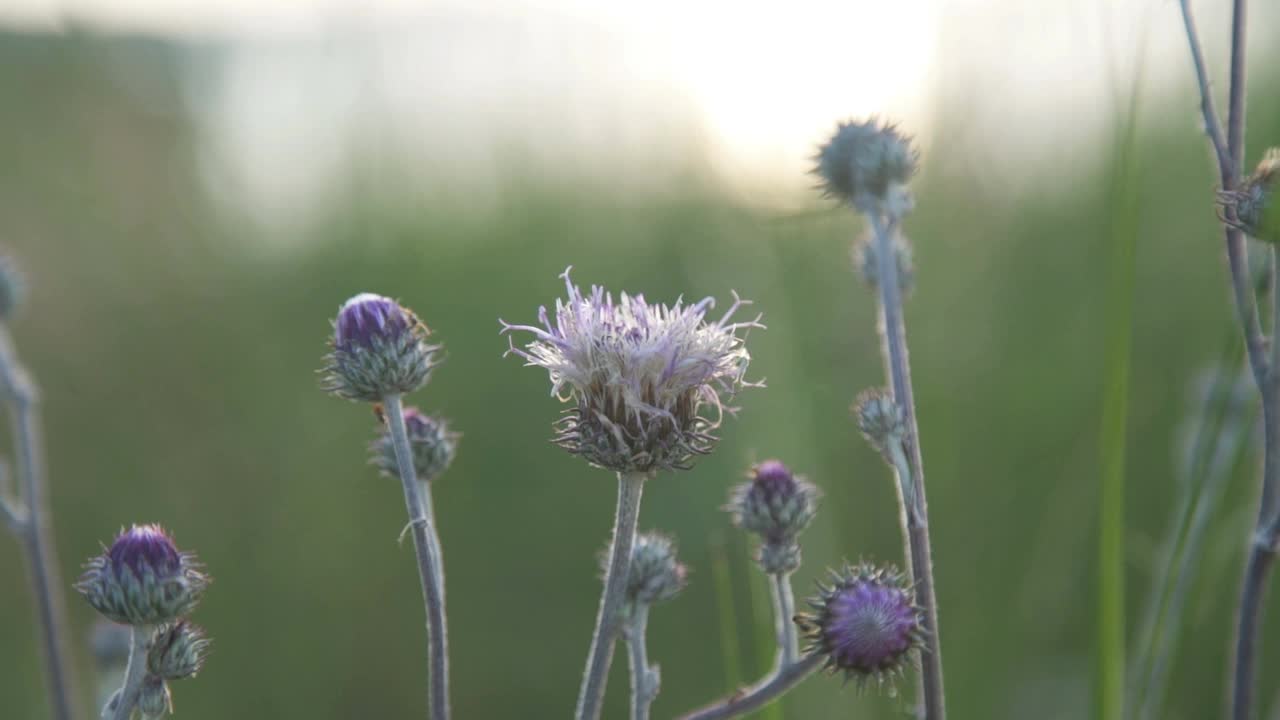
501;268;762;474
799;563;923;688
1219;148;1280;244
614;531;688;610
321;293;439;402
814;119;917;215
76;525;209;627
370;407;460;482
148;621;211;681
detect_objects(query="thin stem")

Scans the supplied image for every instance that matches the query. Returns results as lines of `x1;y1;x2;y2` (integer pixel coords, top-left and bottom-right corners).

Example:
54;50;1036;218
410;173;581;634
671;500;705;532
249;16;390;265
869;211;946;719
383;393;450;720
1176;0;1230;178
104;626;151;720
576;471;646;720
676;653;824;720
0;325;81;720
1227;0;1247;176
626;605;656;720
769;572;798;666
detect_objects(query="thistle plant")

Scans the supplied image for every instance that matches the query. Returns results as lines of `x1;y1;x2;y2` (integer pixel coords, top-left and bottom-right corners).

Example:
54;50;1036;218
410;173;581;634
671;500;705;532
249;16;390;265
818;118;946;718
1174;1;1280;718
614;531;688;720
502;268;761;720
321;292;452;720
0;254;83;720
76;524;211;720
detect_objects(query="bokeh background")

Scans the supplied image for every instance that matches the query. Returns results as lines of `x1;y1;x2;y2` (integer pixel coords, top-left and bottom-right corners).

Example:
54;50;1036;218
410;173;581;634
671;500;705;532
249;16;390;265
2;0;1280;718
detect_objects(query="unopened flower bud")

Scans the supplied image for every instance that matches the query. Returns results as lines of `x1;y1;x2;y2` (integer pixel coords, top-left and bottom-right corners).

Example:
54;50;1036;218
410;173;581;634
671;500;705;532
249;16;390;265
76;524;209;626
853;229;915;296
371;407;459;482
799;562;923;688
853;389;907;455
727;460;820;547
137;675;171;719
1220;149;1280;244
814;119;917;214
148;621;210;680
321;293;439;402
612;531;688;608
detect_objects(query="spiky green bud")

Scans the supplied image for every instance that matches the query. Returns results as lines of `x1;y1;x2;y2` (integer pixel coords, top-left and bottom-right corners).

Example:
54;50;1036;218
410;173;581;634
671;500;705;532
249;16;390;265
612;531;688;610
1220;149;1280;243
371;407;459;482
148;621;210;681
814;119;917;214
321;294;440;402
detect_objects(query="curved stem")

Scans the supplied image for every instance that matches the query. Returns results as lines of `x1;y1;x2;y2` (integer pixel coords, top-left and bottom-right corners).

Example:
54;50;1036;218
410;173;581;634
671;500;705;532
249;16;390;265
869;212;946;719
383;394;450;720
626;604;656;720
576;471;646;720
676;653;823;720
104;626;150;720
769;573;798;666
0;325;81;720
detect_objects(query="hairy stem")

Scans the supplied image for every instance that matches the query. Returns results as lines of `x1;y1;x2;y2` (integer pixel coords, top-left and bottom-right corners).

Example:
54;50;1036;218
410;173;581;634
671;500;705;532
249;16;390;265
676;653;824;720
626;605;657;720
870;211;946;719
104;626;150;720
0;325;81;720
769;572;798;666
576;471;646;720
383;393;451;720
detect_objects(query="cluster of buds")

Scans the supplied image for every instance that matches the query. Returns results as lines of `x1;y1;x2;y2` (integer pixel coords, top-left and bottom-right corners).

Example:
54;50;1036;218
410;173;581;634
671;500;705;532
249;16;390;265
502;269;761;474
813;119;917;217
726;459;820;575
322;293;440;402
798;562;923;690
371;406;460;483
77;525;211;718
1219;148;1280;244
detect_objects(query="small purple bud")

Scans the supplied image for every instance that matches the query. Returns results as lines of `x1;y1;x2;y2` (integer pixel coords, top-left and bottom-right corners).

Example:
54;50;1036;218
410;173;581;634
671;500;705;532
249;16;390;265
108;525;181;581
76;524;209;627
334;293;412;352
726;460;820;572
752;460;797;500
800;563;923;688
321;293;440;402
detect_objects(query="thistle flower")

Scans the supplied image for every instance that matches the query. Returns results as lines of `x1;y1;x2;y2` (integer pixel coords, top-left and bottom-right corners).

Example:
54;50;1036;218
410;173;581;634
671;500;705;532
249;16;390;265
799;563;923;688
853;389;907;456
1219;149;1280;244
814;119;917;214
321;293;440;402
148;621;210;681
137;675;171;719
501;268;762;474
853;229;915;296
727;460;820;574
370;407;459;482
76;525;209;627
613;531;688;609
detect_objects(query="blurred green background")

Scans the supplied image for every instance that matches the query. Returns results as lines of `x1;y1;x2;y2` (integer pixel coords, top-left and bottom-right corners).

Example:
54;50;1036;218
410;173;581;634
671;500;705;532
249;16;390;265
2;7;1280;718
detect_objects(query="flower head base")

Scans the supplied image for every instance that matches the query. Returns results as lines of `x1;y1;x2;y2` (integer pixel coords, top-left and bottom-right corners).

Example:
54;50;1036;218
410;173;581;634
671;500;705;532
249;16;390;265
321;293;440;402
76;525;209;626
854;389;907;456
800;563;923;688
502;269;762;474
814;119;917;214
1220;149;1280;244
371;407;460;482
853;229;915;297
137;675;171;719
613;531;688;609
727;460;820;573
148;621;211;681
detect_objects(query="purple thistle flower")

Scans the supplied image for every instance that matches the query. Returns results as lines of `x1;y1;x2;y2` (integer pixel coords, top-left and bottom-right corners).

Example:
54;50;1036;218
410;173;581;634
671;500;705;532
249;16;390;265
321;293;440;402
800;563;923;688
726;460;820;572
501;268;763;474
76;525;209;627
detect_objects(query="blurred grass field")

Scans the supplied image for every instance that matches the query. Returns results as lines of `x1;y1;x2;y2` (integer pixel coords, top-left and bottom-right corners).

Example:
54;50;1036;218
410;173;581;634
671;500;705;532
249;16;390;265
2;26;1280;719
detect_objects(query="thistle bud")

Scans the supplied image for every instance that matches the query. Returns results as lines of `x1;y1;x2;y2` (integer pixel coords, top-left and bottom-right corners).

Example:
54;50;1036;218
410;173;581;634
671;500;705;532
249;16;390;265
370;407;460;482
612;531;688;609
814;119;917;214
321;293;439;402
76;524;209;626
853;389;907;455
727;459;820;551
799;562;923;688
1220;149;1280;244
148;621;210;680
853;229;915;296
0;254;25;319
137;675;171;719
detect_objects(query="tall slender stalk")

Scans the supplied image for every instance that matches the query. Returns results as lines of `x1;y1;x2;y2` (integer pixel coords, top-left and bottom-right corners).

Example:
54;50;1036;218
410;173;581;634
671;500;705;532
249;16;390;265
626;605;656;720
576;471;646;720
383;393;451;720
868;212;945;719
104;626;150;720
0;324;81;720
768;573;798;666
